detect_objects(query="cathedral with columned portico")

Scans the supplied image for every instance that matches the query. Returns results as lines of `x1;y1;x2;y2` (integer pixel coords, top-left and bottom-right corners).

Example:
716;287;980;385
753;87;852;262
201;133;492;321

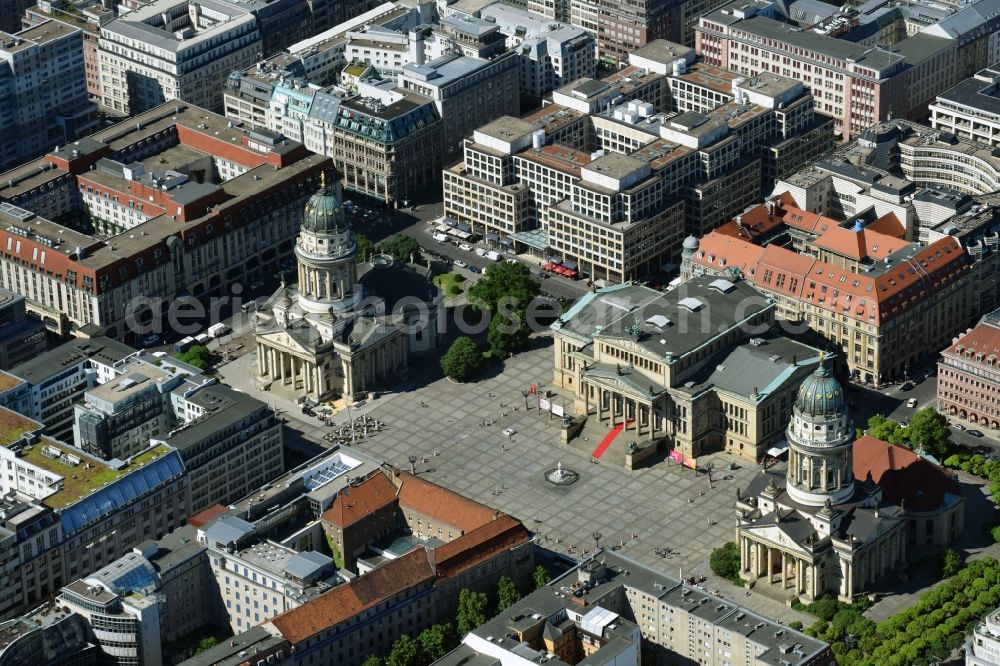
735;356;908;602
254;172;438;404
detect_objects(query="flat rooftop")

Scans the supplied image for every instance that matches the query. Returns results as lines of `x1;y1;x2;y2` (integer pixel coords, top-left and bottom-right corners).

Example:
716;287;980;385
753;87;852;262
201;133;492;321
673;63;739;95
632;38;695;66
476;116;536;142
15;438;172;509
10;337;135;385
554;275;772;360
2;19;78;49
87;363;169;404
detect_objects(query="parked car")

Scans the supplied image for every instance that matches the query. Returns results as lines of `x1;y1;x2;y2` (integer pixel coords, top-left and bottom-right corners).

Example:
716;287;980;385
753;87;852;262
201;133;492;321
459;243;473;252
906;398;918;408
537;271;549;279
954;423;966;431
502;427;517;437
454;259;469;268
900;381;914;391
968;429;985;438
141;334;160;347
468;265;481;274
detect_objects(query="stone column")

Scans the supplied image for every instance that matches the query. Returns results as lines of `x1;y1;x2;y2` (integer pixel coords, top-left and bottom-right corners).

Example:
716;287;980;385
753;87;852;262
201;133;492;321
781;551;788;589
822;459;828;490
584;387;590;416
767;548;774;584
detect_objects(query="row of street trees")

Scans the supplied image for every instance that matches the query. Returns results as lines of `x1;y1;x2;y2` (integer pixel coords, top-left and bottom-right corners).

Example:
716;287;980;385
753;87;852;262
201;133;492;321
860;409;952;458
797;557;1000;666
363;566;552;666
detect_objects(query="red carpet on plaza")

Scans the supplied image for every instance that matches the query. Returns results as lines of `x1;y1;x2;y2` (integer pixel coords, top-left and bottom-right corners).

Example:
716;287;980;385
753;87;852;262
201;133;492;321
592;421;633;458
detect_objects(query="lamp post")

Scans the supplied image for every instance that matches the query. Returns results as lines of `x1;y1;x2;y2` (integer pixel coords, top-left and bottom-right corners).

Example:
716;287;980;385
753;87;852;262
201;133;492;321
408;455;417;475
592;531;603;550
522;390;529;410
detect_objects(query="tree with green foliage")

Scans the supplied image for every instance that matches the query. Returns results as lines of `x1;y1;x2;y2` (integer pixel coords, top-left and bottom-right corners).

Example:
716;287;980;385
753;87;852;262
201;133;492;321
441;336;482;382
866;415;905;445
385;634;421;666
942;549;962;577
418;624;455;661
360;656;383;666
709;542;742;585
497;575;522;612
906;408;952;458
194;637;219;655
355;233;375;263
175;344;211;370
457;589;489;636
378;234;422;263
467;262;541;356
533;565;551;590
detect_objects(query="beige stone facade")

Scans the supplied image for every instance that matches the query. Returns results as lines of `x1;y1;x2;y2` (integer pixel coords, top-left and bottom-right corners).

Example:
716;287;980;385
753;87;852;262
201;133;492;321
551;276;823;461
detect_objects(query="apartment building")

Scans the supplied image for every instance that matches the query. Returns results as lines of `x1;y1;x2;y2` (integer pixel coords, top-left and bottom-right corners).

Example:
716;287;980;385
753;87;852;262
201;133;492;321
98;0;263;114
0;20;97;170
542;550;833;665
0;288;46;370
72;360;185;460
399;51;520;162
437;589;642;665
307;90;443;205
681;194;974;385
697;0;1000;139
161;382;283;514
566;0;674;63
938;311;1000;431
445;50;830;282
967;606;1000;666
9;336;133;441
0;102;327;343
478;3;596;102
222;2;419;126
551;275;822;460
22;0;112;99
930;68;1000;148
0;407;189;618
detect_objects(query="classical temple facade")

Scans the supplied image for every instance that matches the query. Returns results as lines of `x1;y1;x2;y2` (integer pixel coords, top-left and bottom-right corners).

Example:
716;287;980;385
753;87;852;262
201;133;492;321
735;357;908;602
254;173;432;403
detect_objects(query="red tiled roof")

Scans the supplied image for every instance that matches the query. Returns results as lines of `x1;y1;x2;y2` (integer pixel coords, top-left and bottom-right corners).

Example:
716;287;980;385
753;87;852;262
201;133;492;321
270;548;435;644
782;207;837;234
866;212;906;238
943;321;1000;365
321;471;398;529
813;226;902;261
396;472;499;533
714;203;785;240
432;515;531;579
853;435;960;512
188;504;228;528
688;202;971;327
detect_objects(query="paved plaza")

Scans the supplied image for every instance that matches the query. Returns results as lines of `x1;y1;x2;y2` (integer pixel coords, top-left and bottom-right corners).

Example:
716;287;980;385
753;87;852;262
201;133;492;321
220;337;811;624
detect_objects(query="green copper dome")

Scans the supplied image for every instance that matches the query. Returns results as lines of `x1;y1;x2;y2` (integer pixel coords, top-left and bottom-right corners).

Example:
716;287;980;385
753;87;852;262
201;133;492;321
302;172;347;234
795;355;845;416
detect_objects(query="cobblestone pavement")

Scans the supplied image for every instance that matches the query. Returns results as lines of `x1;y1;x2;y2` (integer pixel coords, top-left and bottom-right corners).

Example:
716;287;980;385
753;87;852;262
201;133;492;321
220;338;814;624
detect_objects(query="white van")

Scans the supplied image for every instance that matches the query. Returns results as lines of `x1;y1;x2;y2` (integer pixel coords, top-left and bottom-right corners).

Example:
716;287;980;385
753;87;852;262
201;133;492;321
485;250;501;262
432;233;449;243
474;247;487;257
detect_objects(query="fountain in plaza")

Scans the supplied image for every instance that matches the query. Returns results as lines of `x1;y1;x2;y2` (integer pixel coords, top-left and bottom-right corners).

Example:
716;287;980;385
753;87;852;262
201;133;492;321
544;461;579;486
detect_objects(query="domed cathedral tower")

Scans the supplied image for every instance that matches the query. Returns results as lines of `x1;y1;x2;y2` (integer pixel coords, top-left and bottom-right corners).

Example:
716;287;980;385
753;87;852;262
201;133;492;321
294;172;362;315
785;354;856;507
254;169;413;405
